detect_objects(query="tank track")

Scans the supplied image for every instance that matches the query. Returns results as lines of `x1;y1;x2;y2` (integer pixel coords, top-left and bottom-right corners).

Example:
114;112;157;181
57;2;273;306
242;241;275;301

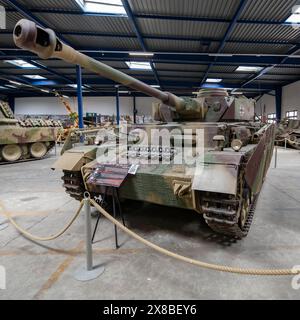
202;194;258;239
62;170;86;201
0;142;56;165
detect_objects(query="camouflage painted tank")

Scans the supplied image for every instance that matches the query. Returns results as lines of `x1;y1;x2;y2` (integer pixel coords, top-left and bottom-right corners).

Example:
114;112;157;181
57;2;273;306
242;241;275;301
0;101;61;163
13;19;275;238
276;118;300;150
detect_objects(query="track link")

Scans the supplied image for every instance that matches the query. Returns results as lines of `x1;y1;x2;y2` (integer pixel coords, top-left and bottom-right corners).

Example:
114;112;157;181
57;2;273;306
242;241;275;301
62;171;85;201
203;194;258;239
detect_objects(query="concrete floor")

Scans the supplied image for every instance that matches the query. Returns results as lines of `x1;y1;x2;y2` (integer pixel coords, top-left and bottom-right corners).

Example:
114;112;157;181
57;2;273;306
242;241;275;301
0;147;299;300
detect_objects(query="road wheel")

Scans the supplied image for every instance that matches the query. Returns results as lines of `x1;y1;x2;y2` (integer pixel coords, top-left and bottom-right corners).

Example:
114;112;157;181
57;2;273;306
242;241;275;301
30;142;48;158
2;144;22;162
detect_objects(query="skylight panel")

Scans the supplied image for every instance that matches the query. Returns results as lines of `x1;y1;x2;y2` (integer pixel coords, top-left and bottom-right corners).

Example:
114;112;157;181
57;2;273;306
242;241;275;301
206;78;222;83
236;66;263;72
126;61;152;70
76;0;126;15
4;60;38;69
24;75;47;80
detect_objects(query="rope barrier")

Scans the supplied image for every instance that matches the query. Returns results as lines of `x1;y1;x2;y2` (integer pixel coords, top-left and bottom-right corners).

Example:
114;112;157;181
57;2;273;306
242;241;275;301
0;202;83;241
90;199;300;276
1;198;300;276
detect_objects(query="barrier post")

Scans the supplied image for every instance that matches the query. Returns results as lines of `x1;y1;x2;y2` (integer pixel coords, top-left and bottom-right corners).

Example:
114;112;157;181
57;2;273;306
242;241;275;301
74;193;105;281
274;146;278;169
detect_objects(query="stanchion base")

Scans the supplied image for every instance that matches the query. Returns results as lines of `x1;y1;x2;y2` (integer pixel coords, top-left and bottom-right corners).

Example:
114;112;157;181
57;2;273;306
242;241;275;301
74;265;105;282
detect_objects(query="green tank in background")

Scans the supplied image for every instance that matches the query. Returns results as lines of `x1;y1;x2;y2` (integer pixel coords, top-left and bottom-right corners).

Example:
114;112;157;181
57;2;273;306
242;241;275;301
13;19;275;238
0;100;62;163
276;119;300;150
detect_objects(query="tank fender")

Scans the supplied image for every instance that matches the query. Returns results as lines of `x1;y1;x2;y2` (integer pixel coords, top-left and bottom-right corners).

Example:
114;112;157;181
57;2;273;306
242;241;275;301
245;124;275;194
52;148;97;171
192;152;243;195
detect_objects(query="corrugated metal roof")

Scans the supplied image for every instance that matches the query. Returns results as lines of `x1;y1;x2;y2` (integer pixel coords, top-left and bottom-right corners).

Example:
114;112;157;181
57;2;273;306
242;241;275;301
207;73;249;80
145;39;219;52
35;13;134;34
13;0;80;11
5;11;24;30
210;66;238;73
1;0;300;95
155;63;207;71
240;0;298;22
259;74;299;81
223;42;293;54
138;19;228;38
268;67;300;74
158;71;204;77
130;0;240;18
231;23;300;42
64;35;140;50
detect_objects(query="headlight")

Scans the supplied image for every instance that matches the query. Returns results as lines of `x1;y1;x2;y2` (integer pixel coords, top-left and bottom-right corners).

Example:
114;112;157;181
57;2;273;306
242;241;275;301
231;139;243;152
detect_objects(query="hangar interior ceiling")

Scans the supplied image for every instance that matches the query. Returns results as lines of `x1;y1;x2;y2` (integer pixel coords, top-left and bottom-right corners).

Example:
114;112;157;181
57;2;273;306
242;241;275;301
1;0;300;99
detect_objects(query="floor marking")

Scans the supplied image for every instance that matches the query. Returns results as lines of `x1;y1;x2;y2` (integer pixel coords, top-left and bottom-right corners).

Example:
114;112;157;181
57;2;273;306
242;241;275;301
33;240;85;300
0;247;145;257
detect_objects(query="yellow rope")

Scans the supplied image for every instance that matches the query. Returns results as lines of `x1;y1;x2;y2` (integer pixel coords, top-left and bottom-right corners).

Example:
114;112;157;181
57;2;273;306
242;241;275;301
90;199;300;276
0;202;83;241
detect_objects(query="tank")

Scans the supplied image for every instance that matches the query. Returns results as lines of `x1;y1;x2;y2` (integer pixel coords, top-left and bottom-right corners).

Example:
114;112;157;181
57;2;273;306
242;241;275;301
276;118;300;150
0;100;61;163
13;19;276;238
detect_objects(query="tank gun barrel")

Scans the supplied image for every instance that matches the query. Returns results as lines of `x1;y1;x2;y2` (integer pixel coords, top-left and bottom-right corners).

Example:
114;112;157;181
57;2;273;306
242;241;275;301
13;19;185;110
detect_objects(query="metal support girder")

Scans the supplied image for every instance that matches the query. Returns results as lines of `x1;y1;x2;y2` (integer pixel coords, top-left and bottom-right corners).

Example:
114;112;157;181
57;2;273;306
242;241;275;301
121;0;162;88
0;29;299;46
76;65;84;129
116;85;120;125
7;95;15;113
201;0;249;85
133;95;137;124
275;87;282;122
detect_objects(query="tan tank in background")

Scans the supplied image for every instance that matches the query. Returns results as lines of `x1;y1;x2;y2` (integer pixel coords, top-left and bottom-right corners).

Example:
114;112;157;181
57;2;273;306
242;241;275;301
276;118;300;150
0;101;62;163
13;19;276;238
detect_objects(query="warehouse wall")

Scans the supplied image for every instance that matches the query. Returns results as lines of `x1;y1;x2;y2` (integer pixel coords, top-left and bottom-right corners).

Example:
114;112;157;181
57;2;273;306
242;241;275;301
255;80;300;119
15;96;158;117
255;94;276;117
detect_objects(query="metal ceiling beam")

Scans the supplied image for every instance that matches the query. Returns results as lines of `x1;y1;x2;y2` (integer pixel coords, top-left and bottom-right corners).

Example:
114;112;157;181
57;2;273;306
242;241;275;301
2;50;300;65
201;0;248;85
121;0;161;88
1;29;296;46
241;44;300;88
27;78;275;90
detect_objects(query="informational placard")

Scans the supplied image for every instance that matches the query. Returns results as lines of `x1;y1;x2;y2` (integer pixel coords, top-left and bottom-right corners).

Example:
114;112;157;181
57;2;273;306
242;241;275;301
87;164;130;188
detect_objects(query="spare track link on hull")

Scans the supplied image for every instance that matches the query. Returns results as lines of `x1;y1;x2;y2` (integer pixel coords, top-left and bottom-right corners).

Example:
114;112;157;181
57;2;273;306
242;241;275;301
62;170;85;201
0;143;55;165
203;194;258;239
